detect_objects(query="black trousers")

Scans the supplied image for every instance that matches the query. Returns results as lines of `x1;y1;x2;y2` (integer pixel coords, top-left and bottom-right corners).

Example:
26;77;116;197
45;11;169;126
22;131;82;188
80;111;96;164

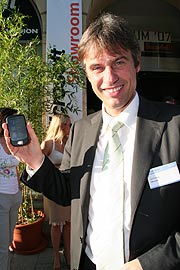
79;250;96;270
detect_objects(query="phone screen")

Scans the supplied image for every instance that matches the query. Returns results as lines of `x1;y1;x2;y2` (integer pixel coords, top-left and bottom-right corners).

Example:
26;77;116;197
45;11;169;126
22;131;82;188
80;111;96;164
6;115;29;146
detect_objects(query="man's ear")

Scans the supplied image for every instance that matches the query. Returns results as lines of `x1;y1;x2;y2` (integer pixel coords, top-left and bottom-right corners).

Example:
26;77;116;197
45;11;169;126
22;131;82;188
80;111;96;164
136;60;141;73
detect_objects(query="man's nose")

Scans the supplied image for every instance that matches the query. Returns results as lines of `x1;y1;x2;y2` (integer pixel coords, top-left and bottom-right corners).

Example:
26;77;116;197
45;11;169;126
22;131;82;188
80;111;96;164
101;66;118;87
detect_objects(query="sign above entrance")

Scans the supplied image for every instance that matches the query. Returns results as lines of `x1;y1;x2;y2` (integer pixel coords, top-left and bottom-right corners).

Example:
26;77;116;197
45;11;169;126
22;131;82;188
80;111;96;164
135;30;171;43
135;30;173;57
5;0;42;41
135;30;180;72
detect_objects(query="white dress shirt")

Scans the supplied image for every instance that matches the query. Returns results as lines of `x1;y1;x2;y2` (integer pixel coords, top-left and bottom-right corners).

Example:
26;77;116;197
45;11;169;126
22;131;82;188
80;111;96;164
85;93;139;268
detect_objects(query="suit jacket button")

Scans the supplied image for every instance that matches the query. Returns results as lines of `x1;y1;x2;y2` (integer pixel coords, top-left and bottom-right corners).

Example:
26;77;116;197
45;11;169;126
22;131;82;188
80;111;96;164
80;237;83;243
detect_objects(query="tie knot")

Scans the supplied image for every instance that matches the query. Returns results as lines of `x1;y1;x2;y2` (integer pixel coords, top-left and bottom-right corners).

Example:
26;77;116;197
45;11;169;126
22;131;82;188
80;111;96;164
110;121;123;133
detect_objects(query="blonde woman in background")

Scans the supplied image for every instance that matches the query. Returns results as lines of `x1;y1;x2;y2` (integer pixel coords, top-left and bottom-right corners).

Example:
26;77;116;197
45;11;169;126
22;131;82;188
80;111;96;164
41;113;71;270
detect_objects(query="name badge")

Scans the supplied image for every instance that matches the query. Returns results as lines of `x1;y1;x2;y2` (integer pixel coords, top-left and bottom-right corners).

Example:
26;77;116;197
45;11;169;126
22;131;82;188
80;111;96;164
148;161;180;189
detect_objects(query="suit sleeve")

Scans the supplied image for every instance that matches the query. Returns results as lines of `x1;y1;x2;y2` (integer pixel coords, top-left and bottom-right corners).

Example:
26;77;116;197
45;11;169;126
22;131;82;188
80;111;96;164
138;231;180;270
21;155;71;207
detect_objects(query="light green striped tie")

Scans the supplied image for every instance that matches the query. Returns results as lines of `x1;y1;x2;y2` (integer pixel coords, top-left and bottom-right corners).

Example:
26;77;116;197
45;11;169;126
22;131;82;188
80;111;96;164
98;121;124;269
102;121;123;171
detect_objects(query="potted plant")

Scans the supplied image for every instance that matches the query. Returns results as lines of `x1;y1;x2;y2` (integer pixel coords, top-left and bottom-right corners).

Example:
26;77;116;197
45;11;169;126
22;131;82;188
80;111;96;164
0;0;85;254
11;183;48;254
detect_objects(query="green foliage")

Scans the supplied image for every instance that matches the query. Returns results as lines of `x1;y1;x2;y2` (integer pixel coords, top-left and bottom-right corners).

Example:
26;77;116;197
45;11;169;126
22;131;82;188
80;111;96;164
0;0;85;224
46;50;85;115
0;0;85;141
0;2;46;139
17;184;41;225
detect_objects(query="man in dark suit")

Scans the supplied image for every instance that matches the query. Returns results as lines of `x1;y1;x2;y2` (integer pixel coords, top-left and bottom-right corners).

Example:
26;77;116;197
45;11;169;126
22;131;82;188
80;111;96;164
3;13;180;270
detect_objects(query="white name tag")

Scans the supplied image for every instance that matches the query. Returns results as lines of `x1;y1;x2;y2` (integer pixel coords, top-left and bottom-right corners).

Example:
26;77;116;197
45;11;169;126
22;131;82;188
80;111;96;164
148;161;180;189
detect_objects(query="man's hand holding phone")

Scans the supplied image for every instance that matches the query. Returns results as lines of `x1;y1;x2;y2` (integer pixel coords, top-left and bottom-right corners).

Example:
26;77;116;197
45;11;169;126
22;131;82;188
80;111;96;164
2;119;44;170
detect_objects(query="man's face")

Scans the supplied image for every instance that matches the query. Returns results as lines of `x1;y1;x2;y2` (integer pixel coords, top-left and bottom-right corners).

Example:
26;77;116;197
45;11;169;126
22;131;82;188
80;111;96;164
84;47;140;116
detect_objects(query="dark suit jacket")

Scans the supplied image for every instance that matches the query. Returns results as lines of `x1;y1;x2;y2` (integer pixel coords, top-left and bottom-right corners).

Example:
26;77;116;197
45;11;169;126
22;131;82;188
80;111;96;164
22;96;180;270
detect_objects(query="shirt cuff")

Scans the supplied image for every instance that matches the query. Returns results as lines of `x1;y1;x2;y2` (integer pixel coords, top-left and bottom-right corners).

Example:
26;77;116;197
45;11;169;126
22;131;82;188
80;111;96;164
26;154;45;178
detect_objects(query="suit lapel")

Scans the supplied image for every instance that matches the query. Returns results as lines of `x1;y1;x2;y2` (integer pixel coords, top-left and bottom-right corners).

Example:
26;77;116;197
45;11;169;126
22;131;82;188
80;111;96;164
80;112;103;229
130;98;166;227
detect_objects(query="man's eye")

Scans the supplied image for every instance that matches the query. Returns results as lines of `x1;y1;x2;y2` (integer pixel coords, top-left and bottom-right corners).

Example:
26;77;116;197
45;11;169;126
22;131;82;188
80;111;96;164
116;60;125;65
89;66;103;74
92;66;102;71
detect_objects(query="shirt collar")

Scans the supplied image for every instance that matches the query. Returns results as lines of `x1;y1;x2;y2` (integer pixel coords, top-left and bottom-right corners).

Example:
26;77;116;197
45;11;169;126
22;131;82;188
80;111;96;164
102;92;139;133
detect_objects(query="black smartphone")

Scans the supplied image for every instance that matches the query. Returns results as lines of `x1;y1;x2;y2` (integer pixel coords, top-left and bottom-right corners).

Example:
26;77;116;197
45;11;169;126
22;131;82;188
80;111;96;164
6;114;29;146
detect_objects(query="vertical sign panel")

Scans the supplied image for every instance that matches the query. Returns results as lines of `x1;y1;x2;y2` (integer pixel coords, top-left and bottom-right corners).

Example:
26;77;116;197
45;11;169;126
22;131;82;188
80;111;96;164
47;0;82;121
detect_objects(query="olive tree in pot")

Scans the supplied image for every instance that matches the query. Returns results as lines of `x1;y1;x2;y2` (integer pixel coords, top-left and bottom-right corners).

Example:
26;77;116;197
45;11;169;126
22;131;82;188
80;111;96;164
0;0;85;254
